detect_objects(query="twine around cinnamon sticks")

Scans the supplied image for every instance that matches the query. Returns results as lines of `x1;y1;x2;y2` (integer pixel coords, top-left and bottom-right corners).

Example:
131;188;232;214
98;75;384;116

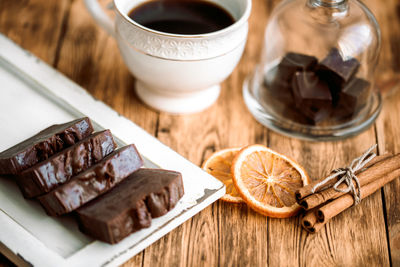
296;145;400;234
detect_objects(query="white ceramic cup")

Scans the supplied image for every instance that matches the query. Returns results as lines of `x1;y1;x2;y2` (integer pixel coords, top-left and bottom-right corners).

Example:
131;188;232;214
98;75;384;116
84;0;251;114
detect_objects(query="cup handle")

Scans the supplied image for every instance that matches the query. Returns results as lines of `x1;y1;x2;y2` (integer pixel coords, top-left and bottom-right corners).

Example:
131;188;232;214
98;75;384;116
84;0;116;38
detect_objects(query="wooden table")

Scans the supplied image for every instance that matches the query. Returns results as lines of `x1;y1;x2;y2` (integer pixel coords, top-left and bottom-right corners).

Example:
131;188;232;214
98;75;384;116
1;0;400;266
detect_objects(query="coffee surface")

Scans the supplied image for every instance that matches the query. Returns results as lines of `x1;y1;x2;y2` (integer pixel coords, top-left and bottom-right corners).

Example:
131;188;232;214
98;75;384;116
128;0;235;34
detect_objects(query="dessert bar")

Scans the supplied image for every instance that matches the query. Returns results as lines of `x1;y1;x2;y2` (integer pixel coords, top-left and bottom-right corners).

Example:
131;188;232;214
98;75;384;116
38;144;143;216
0;117;93;175
16;130;116;198
77;168;184;244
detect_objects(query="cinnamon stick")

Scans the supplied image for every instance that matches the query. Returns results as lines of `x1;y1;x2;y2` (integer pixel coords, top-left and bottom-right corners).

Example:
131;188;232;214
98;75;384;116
301;210;319;233
301;168;400;233
295;154;391;201
317;168;400;223
299;154;400;210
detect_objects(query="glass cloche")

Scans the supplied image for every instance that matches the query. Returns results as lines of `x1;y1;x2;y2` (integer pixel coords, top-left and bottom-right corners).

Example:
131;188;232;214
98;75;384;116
244;0;381;140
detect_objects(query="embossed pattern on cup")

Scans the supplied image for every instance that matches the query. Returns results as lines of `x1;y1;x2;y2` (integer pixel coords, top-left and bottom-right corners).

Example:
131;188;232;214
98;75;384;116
116;14;249;60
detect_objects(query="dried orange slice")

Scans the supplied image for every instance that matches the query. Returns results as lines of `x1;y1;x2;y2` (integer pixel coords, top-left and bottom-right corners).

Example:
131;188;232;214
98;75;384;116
232;145;310;218
202;148;243;203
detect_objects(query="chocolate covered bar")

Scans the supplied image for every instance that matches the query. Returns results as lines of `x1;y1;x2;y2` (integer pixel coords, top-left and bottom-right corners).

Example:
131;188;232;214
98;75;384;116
16;130;117;198
77;168;184;244
292;71;332;123
38;144;143;216
0;117;93;175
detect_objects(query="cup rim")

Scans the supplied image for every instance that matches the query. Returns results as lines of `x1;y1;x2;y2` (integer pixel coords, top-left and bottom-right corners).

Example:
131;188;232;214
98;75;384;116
113;0;252;38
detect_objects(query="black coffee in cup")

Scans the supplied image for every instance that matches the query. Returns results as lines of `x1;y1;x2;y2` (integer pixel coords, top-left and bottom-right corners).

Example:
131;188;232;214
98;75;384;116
128;0;235;35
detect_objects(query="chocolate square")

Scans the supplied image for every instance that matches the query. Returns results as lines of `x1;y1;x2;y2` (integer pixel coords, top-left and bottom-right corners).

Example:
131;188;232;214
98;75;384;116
317;48;360;102
278;52;318;81
263;65;293;103
292;71;333;123
263;53;317;103
334;78;371;118
319;48;360;83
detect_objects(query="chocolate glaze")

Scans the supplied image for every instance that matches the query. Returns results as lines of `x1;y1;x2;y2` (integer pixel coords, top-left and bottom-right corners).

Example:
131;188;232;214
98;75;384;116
38;145;143;216
0;118;93;175
77;168;184;244
16;130;117;198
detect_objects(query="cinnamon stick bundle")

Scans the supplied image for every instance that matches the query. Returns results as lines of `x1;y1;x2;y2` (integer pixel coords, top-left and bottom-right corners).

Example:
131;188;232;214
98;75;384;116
298;154;400;210
299;152;400;234
295;154;391;201
302;168;400;233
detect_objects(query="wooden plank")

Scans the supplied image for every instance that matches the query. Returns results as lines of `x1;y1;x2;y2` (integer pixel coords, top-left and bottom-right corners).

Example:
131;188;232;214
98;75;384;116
0;0;70;65
368;0;400;265
265;0;391;265
140;0;270;265
268;132;389;266
366;0;400;95
376;85;400;266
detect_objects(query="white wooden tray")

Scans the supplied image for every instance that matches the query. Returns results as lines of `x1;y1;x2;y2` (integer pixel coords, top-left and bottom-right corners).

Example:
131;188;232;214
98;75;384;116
0;34;225;267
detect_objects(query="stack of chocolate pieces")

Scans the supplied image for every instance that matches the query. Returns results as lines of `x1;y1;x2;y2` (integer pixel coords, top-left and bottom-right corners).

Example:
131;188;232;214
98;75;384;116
264;48;370;124
0;117;184;244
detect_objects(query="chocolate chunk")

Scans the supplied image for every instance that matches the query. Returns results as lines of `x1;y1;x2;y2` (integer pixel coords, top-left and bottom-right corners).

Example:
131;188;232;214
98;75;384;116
278;52;318;81
292;71;333;123
264;66;293;103
333;78;371;118
318;48;360;101
38;145;143;216
263;53;317;103
16;130;117;198
0;118;93;175
319;48;360;83
77;168;184;244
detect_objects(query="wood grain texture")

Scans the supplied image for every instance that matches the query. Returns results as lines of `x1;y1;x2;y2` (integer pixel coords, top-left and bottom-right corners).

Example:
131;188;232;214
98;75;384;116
367;0;400;95
367;0;400;265
267;131;390;266
377;89;400;266
139;0;270;265
1;0;400;266
0;0;70;64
